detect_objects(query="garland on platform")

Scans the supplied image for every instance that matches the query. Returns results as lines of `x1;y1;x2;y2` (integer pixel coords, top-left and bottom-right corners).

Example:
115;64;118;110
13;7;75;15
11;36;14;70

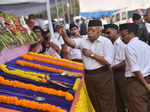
0;64;49;83
16;60;83;77
21;54;84;71
0;76;73;101
0;95;67;112
28;52;84;66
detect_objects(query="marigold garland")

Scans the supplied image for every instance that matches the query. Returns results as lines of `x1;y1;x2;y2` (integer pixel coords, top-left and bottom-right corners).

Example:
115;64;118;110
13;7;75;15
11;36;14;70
16;60;83;77
0;76;74;101
0;95;67;112
0;64;49;83
28;52;83;66
21;54;84;71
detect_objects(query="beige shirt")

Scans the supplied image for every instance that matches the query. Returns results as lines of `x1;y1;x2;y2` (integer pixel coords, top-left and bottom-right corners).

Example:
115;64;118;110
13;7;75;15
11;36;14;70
75;36;114;70
125;37;150;77
112;37;126;66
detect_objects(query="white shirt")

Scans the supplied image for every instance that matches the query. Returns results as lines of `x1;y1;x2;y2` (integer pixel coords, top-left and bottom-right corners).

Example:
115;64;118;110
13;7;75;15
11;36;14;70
112;37;126;66
44;38;61;58
68;37;83;60
125;37;150;78
145;23;150;33
53;32;65;48
75;36;114;70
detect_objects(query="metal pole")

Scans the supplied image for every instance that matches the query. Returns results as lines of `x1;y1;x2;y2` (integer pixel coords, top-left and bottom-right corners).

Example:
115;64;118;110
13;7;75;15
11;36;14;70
62;0;66;24
54;0;60;24
46;0;55;39
66;0;70;24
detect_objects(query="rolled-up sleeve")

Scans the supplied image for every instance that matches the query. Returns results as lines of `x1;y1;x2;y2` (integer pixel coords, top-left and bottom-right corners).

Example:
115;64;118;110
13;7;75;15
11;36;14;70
125;46;140;72
103;39;114;64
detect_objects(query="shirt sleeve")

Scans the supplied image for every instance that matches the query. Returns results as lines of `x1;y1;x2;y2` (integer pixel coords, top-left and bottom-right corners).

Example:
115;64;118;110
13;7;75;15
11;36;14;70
73;38;82;49
125;46;140;72
103;39;114;64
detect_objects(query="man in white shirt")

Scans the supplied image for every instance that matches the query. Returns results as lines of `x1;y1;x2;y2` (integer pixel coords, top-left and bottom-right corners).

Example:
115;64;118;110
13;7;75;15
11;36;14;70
59;20;116;112
120;23;150;112
104;24;127;112
67;24;83;62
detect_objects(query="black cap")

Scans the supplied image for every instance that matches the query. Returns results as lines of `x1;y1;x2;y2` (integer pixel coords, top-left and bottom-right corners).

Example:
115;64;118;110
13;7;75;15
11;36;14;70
104;24;118;31
88;20;102;27
132;13;141;21
119;23;128;31
69;23;78;30
119;23;139;34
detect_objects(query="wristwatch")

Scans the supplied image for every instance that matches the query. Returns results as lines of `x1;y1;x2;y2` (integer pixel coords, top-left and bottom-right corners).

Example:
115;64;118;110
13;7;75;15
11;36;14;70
90;53;95;57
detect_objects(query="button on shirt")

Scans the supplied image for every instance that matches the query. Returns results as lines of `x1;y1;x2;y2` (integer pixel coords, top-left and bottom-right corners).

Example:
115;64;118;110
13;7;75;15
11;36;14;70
74;36;114;70
125;37;150;78
112;37;126;66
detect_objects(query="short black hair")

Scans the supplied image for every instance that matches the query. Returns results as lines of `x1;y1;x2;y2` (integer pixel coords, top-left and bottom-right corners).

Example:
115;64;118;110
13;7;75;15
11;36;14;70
132;13;141;21
69;23;78;30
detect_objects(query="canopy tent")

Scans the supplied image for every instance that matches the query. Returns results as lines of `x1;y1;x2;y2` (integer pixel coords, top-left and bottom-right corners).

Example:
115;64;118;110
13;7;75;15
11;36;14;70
0;0;65;41
79;0;150;18
0;0;63;16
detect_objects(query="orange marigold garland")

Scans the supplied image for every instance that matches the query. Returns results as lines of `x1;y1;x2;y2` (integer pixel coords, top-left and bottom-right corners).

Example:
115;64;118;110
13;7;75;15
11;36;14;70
16;60;83;77
0;76;73;101
28;52;83;66
21;54;84;71
0;95;67;112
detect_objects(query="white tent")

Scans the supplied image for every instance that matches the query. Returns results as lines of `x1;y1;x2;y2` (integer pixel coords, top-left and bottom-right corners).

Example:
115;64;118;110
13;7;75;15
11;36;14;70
79;0;150;17
0;0;64;40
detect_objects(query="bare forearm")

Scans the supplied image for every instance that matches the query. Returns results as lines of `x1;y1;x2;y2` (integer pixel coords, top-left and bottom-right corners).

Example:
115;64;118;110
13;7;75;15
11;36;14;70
112;61;125;70
31;43;41;52
134;71;149;89
49;42;61;54
62;33;76;48
91;54;110;66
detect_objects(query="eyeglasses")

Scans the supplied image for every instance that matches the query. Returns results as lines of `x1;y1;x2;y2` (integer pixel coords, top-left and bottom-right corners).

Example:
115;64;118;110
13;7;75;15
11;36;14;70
105;31;111;34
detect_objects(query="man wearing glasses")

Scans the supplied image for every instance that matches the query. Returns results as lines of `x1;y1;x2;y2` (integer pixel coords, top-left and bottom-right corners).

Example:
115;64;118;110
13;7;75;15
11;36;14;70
104;24;128;112
120;23;150;112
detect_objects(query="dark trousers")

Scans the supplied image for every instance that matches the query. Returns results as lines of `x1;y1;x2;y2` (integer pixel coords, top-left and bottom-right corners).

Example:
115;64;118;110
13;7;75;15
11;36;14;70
85;66;116;112
113;68;128;112
127;75;150;112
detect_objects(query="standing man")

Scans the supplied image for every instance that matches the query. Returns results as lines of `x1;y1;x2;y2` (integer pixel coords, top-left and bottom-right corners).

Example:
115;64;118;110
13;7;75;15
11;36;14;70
104;24;127;112
120;23;150;112
59;20;116;112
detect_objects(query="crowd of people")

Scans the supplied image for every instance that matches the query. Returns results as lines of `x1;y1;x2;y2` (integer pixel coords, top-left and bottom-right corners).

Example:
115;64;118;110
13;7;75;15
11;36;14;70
25;7;150;112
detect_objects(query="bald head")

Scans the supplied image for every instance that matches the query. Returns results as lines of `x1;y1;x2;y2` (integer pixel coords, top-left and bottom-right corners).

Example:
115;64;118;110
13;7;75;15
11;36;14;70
146;8;150;23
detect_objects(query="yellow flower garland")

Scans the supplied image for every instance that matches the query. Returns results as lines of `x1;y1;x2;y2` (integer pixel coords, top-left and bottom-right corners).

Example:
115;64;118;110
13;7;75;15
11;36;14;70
21;54;84;71
0;95;67;112
0;64;49;83
16;60;83;77
0;76;73;101
28;52;83;66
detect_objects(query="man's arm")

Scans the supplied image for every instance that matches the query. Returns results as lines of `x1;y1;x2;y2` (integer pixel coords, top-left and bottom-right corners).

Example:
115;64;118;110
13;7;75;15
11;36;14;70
133;71;150;92
112;61;125;70
82;48;110;66
59;26;76;48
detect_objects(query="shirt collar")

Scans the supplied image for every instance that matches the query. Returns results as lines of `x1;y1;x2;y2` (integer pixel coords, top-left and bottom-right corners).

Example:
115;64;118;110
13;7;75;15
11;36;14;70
128;37;139;44
114;37;121;45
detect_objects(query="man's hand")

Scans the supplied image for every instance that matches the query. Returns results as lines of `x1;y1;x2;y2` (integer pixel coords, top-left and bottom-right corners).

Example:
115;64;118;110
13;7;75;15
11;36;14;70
146;84;150;93
58;26;66;36
82;48;93;57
